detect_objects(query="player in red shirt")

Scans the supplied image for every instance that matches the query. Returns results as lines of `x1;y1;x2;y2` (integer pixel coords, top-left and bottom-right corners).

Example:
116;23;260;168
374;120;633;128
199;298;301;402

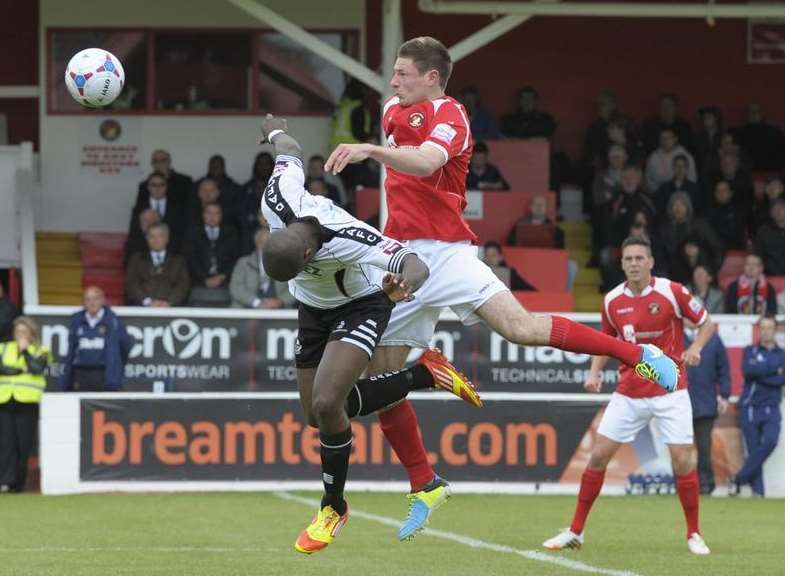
326;36;679;540
543;236;715;555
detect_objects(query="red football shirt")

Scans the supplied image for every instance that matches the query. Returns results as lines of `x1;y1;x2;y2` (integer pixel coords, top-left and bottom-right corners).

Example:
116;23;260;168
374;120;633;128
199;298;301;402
381;95;476;243
602;277;708;398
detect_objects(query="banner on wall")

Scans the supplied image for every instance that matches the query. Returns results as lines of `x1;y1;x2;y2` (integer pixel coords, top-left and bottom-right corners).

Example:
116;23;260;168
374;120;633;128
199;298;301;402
53;393;744;489
33;312;761;394
79;116;142;176
35;314;625;393
78;396;599;483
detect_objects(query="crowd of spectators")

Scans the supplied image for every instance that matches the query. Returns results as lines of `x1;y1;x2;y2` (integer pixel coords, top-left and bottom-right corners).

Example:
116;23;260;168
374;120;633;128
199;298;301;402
457;87;785;313
119;86;785;314
121;149;343;308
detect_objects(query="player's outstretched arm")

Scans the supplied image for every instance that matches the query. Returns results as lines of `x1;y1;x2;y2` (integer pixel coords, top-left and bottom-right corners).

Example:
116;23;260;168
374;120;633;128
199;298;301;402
383;254;429;303
260;113;303;162
326;142;445;178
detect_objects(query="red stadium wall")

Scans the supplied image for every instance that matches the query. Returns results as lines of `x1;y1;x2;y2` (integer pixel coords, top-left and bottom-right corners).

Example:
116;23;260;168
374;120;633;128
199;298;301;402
367;2;785;160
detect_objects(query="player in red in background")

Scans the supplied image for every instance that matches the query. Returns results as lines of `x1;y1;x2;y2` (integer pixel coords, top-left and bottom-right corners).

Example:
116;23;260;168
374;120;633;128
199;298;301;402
326;37;679;541
543;236;715;556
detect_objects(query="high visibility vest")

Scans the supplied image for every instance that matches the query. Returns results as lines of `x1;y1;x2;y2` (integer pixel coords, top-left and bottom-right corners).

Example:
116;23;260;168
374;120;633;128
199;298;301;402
0;341;50;404
329;98;371;148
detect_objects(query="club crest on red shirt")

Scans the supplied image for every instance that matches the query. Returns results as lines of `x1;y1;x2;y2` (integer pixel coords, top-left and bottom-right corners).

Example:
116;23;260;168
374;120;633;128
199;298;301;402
648;302;661;315
408;112;425;128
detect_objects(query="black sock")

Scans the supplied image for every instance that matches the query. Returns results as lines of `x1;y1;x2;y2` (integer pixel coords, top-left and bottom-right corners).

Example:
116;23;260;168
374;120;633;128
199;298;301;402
345;365;432;417
320;427;352;515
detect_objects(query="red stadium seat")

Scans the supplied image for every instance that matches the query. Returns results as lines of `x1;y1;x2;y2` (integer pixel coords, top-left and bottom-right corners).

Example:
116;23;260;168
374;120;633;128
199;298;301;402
355;188;380;222
468;191;557;244
82;268;126;303
719;250;746;277
512;291;574;312
502;247;568;292
768;275;785;293
354;188;557;246
719;273;737;290
79;233;127;270
485;139;550;193
511;223;556;247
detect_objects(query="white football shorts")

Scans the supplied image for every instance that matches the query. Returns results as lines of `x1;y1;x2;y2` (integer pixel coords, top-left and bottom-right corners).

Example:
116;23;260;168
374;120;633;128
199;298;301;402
597;389;694;445
379;239;508;349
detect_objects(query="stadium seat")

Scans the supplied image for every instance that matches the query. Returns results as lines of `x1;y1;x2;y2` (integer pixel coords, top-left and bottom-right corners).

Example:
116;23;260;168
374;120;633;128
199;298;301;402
485;139;550;193
512;290;574;312
768;275;785;294
502;247;568;292
511;223;557;247
78;233;127;303
354;189;557;245
719;250;746;277
82;268;126;305
355;187;380;222
79;232;127;269
468;191;557;244
719;273;736;290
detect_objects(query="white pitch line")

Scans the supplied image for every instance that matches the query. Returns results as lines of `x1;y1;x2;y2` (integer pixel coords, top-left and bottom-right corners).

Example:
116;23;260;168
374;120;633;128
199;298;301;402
275;491;642;576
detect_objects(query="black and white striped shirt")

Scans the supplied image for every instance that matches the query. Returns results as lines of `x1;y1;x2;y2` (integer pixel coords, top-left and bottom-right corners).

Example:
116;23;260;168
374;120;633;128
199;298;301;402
261;155;415;309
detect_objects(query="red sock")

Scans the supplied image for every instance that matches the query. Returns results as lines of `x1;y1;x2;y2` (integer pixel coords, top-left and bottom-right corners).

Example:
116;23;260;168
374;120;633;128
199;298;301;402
378;401;434;492
570;468;605;534
550;316;640;367
676;470;700;537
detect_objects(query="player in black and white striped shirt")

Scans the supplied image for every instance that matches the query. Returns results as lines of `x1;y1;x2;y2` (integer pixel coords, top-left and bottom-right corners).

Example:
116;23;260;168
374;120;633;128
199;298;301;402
257;115;481;555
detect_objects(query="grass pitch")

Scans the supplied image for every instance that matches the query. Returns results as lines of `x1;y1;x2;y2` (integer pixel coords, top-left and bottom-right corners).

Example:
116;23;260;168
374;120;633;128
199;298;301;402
0;491;780;576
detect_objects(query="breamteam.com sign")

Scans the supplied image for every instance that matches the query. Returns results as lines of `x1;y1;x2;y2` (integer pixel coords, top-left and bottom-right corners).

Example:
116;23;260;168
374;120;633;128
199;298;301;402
34;312;620;393
79;397;598;482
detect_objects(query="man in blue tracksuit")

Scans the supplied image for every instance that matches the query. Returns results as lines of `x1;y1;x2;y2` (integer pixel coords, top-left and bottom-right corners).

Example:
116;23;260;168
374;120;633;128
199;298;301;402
59;287;130;392
686;329;730;494
733;314;785;496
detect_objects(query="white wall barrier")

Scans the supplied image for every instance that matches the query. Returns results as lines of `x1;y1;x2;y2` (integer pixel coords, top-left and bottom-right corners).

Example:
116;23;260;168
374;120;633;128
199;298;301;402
32;308;785;497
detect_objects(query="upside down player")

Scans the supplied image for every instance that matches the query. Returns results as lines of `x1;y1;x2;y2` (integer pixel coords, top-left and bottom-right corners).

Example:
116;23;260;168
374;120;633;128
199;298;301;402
543;236;715;555
257;115;482;555
325;36;680;540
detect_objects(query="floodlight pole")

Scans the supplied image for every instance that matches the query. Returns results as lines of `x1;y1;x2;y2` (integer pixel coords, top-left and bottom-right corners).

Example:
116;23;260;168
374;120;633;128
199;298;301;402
379;0;402;231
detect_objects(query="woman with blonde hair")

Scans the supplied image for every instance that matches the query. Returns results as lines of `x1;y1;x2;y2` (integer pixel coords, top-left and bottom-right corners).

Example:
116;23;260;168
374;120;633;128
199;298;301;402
0;316;52;492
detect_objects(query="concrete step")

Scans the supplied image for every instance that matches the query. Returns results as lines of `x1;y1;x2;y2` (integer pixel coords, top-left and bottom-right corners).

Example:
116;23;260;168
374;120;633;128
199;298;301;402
39;291;83;305
36;258;82;268
569;249;592;267
575;267;601;286
574;292;605;312
36;232;81;259
562;223;592;251
36;232;84;303
38;263;82;293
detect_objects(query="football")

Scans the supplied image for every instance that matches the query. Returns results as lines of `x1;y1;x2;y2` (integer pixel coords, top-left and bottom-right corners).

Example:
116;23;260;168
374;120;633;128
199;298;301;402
64;48;125;108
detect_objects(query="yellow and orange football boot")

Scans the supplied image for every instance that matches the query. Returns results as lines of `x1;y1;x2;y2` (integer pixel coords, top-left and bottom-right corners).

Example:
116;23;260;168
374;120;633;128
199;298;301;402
417;347;482;407
294;503;349;555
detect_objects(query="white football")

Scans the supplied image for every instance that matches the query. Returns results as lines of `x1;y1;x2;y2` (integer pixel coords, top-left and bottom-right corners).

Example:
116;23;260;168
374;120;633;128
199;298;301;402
64;48;125;108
